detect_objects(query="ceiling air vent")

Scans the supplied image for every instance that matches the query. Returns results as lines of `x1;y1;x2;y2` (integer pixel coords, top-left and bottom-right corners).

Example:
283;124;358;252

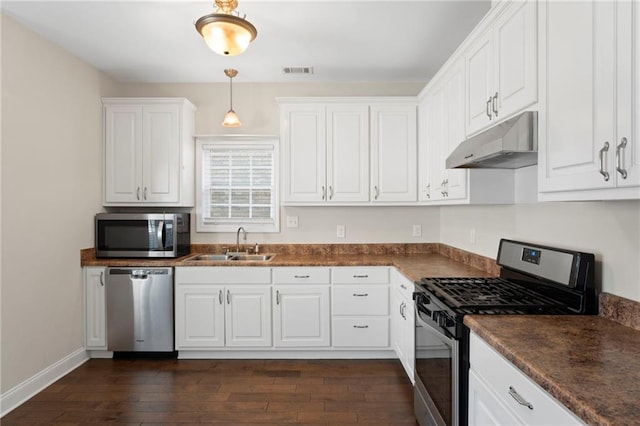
283;66;314;74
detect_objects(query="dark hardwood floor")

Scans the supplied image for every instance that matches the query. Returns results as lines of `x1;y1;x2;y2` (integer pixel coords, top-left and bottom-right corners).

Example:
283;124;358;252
2;358;417;425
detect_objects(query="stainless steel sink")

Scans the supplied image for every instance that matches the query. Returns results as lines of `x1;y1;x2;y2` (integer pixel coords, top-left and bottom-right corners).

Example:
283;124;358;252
229;254;275;262
186;254;232;261
185;253;275;262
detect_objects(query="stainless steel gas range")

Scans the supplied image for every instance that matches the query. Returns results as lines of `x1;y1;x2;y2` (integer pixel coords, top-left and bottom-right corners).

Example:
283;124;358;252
413;239;597;426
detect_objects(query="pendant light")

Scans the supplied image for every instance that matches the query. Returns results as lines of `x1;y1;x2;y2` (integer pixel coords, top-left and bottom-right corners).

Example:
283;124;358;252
195;0;257;56
222;69;241;128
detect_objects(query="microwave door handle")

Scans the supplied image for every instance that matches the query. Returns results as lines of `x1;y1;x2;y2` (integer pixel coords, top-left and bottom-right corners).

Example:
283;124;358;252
157;221;164;249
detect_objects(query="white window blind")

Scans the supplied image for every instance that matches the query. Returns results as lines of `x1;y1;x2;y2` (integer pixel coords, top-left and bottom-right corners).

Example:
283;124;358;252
197;138;279;232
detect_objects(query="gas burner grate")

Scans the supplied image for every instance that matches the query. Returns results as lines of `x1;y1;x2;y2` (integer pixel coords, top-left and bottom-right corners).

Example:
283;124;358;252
418;277;563;310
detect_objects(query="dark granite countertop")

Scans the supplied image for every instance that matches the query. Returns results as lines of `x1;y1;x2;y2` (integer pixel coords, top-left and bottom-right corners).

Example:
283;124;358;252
80;243;498;282
465;313;640;426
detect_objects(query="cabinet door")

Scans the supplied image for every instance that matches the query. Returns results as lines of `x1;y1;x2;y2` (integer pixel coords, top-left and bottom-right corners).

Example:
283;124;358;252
391;290;405;363
444;64;469;200
370;104;417;202
538;1;617;193
225;286;272;347
175;285;225;348
281;104;327;203
616;0;640;188
494;0;537;119
326;105;370;202
466;31;494;135
142;104;181;203
273;285;330;347
104;105;142;203
84;267;107;349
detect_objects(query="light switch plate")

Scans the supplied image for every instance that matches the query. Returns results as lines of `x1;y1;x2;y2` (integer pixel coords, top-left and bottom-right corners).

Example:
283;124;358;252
337;225;346;238
412;224;422;237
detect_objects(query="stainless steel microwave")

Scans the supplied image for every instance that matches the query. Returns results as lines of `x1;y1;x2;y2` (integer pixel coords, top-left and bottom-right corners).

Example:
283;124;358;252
95;213;190;258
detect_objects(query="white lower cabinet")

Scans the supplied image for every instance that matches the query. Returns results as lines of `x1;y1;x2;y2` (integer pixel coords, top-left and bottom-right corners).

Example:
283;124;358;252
331;267;391;348
469;332;585;426
392;271;415;383
175;267;272;349
273;285;331;347
84;266;107;349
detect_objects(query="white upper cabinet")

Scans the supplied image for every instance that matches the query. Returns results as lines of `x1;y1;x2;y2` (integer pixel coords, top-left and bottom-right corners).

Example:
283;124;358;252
280;98;417;205
281;103;327;203
370;103;417;202
326;105;370;202
103;98;196;206
538;0;639;200
466;0;537;136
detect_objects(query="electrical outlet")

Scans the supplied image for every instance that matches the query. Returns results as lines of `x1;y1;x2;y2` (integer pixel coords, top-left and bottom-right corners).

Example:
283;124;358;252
336;225;346;238
470;228;476;244
412;224;422;237
286;216;299;228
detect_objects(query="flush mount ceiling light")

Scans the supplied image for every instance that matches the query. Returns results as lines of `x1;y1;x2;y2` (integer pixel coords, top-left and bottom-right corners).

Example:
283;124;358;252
195;0;257;56
222;69;241;128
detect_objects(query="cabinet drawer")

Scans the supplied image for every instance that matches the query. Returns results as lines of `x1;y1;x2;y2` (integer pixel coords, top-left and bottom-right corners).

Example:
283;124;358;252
176;267;271;284
394;273;415;300
332;317;389;347
469;333;584;425
332;285;389;315
272;267;330;284
331;267;389;284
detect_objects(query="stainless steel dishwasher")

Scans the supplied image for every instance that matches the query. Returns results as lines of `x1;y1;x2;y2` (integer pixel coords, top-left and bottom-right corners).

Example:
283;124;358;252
106;267;174;352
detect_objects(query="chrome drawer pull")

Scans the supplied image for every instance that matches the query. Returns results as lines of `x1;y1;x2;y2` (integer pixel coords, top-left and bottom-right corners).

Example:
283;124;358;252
352;293;369;297
508;386;533;410
218;289;223;305
616;137;628;179
353;275;369;279
353;325;369;329
294;275;310;279
400;284;407;290
599;142;610;181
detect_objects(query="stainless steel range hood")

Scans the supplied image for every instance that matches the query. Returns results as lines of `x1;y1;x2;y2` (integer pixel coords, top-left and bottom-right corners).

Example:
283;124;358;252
446;111;538;169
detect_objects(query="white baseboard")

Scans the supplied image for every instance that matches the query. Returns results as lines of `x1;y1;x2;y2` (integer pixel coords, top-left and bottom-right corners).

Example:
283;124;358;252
0;348;89;417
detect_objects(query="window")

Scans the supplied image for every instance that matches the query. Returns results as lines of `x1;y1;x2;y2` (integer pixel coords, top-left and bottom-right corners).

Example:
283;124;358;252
196;136;279;233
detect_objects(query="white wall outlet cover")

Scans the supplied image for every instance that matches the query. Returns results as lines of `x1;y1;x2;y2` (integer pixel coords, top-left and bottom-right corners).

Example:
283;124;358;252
412;224;422;237
286;216;299;228
337;225;346;238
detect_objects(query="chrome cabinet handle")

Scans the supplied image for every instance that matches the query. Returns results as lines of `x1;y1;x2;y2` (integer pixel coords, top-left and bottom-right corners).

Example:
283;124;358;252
486;97;492;119
218;289;223;305
321;186;326;201
352;293;369;297
599;142;610;181
616;137;628;179
276;290;280;305
508;386;534;410
226;290;230;305
136;187;141;200
99;272;104;287
294;275;310;279
374;185;380;200
329;186;334;200
143;187;148;200
426;183;430;199
492;92;499;116
400;284;408;290
353;325;369;329
353;275;369;278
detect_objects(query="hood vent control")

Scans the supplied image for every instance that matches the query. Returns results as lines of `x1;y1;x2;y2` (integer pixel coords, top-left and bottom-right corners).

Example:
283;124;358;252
283;66;314;74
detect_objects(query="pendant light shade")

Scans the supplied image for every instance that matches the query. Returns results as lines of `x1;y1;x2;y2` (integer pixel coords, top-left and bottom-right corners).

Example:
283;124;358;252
195;0;257;56
222;69;241;128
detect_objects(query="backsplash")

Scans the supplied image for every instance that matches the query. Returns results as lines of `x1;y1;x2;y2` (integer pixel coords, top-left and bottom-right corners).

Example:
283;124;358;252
599;293;640;331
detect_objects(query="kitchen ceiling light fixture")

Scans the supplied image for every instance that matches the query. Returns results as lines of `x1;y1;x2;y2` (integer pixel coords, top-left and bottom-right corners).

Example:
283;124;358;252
222;68;241;128
195;0;257;56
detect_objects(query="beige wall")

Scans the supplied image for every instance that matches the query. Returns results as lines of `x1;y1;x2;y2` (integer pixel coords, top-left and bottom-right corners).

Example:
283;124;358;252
440;201;640;301
1;14;120;393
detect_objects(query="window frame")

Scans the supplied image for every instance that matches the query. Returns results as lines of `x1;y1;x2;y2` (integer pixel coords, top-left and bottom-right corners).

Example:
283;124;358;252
195;135;280;233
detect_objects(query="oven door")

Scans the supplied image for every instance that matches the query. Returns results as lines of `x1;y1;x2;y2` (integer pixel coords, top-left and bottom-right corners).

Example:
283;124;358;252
414;302;459;426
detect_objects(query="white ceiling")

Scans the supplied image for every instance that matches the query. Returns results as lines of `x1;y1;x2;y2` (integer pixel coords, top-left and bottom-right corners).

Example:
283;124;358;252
1;0;491;84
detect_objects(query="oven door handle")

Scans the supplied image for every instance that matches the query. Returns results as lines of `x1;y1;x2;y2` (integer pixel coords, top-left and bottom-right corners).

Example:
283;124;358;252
415;304;455;342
